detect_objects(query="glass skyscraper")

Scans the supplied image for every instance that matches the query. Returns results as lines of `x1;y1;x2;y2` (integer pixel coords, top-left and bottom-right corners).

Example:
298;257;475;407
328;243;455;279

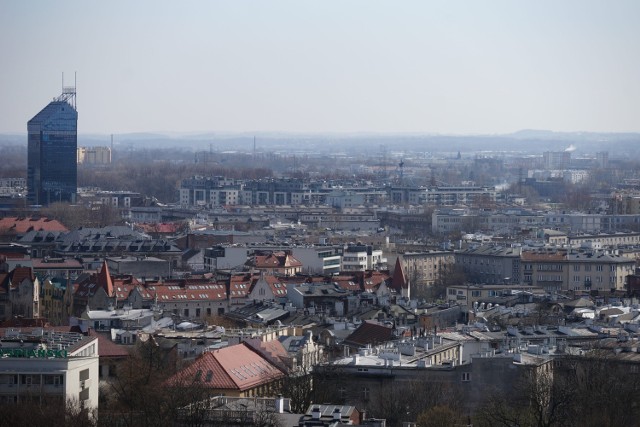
27;88;78;206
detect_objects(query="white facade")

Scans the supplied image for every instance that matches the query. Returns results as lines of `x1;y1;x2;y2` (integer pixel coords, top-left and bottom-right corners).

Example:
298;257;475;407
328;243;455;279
0;329;99;413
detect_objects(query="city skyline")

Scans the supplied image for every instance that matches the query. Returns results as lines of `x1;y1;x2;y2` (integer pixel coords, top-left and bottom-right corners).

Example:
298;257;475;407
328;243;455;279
1;1;639;135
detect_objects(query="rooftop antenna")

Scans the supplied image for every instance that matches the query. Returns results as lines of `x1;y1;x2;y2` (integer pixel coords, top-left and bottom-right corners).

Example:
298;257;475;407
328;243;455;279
57;71;77;110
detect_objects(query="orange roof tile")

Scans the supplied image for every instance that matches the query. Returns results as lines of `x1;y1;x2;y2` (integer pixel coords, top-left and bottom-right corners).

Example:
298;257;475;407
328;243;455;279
167;342;284;390
0;217;68;234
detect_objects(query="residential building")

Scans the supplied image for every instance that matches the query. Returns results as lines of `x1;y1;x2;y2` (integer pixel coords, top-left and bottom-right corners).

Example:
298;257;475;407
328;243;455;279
0;266;40;322
247;250;303;276
77;146;111;164
543;151;571;169
521;248;635;293
455;245;522;284
27;87;78;206
389;250;454;287
445;283;545;307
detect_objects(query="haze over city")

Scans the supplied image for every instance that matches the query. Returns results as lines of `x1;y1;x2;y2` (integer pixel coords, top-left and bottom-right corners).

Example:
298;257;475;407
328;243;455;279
1;0;640;135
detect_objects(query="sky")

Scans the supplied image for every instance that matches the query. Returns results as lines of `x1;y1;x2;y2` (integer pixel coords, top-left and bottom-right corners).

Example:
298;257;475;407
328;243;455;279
1;1;639;135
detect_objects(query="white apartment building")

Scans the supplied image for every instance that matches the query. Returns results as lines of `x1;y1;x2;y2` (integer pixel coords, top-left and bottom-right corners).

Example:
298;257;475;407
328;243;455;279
0;328;99;413
341;244;386;272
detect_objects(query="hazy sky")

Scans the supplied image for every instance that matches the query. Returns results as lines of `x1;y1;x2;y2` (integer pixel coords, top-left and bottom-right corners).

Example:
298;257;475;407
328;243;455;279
1;1;639;135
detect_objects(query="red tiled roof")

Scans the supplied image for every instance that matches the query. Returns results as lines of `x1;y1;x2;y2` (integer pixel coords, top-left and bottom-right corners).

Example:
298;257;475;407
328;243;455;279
253;251;302;269
3;266;36;290
229;273;254;298
90;331;130;358
148;282;227;302
167;342;284;390
333;278;361;292
135;222;181;234
0;217;68;234
98;261;114;297
262;274;287;297
32;258;83;269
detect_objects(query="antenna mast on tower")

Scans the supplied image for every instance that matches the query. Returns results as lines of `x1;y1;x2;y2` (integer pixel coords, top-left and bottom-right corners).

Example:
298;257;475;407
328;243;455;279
57;72;77;110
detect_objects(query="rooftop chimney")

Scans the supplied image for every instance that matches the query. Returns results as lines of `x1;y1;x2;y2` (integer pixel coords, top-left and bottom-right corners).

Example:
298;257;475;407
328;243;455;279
333;407;342;421
275;394;284;414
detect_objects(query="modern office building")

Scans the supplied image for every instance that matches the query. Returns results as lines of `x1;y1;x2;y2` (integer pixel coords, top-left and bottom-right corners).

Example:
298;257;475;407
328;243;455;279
0;327;99;412
27;86;78;206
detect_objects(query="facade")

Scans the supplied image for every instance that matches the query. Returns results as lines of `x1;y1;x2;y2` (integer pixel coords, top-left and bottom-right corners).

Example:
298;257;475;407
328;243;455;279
77;146;111;164
27;88;78;206
390;251;455;287
0;328;99;413
389;185;497;206
445;283;545;306
432;208;544;235
521;248;635;293
543;151;571;169
0;266;40;322
455;245;522;284
77;147;111;165
342;244;386;272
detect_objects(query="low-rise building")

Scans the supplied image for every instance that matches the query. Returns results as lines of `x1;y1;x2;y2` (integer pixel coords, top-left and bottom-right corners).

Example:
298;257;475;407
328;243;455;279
0;327;99;413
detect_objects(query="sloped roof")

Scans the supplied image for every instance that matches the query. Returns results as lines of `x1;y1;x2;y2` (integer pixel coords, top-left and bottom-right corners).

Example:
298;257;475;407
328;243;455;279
0;266;36;292
229;273;254;298
0;217;68;234
148;282;227;302
343;320;394;347
391;258;408;291
167;342;284;391
97;261;114;297
252;251;302;269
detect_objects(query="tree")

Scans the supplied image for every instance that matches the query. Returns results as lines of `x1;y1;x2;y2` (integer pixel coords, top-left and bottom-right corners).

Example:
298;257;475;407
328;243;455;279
0;396;96;427
416;405;466;427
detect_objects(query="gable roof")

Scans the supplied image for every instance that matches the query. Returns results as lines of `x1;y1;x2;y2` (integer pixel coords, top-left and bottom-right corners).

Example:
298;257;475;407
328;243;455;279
343;320;394;347
0;217;68;234
252;251;302;269
0;266;36;292
167;342;284;391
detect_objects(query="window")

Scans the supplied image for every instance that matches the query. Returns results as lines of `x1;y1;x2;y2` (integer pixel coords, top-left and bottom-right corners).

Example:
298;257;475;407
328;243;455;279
461;372;471;382
361;386;370;401
471;291;481;297
339;386;347;399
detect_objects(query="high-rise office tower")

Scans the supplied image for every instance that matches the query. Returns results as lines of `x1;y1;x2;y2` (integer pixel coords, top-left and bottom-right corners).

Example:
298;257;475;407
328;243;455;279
27;86;78;206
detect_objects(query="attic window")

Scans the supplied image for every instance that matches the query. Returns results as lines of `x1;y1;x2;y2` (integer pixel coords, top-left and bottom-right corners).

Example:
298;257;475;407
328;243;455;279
205;370;213;382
